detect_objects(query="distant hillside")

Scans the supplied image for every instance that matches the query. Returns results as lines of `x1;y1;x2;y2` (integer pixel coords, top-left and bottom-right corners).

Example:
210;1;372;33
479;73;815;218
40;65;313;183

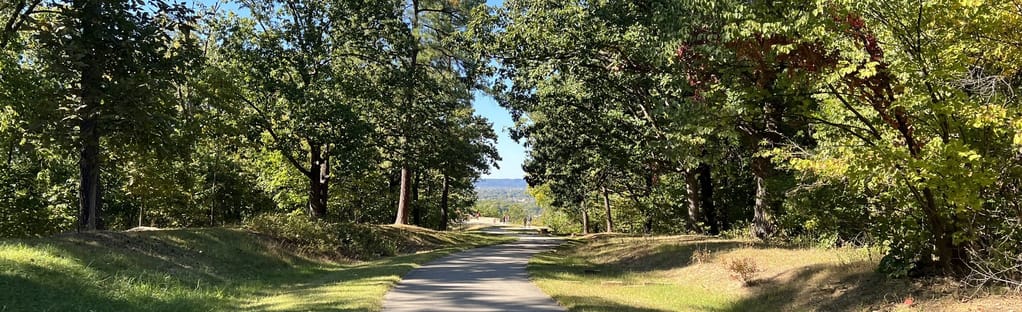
474;178;532;202
474;178;528;189
473;178;539;217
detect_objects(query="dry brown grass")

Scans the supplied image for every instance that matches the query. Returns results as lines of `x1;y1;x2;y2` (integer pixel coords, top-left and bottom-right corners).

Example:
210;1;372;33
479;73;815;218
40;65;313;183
529;235;1021;312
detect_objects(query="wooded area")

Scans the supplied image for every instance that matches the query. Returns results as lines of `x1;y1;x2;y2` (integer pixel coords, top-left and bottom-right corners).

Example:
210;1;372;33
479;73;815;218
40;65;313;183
0;0;498;235
493;0;1022;281
2;0;1022;287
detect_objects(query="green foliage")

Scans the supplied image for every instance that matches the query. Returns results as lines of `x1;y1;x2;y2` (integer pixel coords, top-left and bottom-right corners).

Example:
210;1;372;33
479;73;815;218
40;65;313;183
246;212;398;260
0;0;499;236
777;182;871;247
487;0;1022;279
534;209;578;234
4;0;1022;285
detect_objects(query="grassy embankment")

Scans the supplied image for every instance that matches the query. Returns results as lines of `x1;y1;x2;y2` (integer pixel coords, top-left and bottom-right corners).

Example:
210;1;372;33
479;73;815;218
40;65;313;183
0;225;511;311
529;235;1021;312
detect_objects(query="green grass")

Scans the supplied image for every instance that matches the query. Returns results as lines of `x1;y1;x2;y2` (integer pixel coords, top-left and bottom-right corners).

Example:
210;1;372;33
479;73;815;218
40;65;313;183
528;237;741;312
0;227;511;311
528;235;1020;312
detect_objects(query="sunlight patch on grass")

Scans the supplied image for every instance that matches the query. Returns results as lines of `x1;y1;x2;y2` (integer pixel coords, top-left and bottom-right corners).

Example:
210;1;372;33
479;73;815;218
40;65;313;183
1;227;510;311
527;236;1016;312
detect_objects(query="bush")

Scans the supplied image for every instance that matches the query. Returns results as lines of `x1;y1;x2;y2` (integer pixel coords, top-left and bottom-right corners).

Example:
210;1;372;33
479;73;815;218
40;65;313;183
690;247;712;264
535;209;580;234
719;221;754;240
245;212;397;260
723;257;761;286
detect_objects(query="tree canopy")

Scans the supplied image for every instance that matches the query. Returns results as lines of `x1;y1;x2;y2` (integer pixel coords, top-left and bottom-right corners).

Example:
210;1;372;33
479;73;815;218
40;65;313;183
3;0;1022;281
488;0;1022;278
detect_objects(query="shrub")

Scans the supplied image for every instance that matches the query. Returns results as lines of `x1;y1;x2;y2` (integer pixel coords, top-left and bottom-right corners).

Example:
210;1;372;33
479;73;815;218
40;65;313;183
719;221;754;240
723;257;761;286
245;212;397;260
690;247;712;264
536;209;580;234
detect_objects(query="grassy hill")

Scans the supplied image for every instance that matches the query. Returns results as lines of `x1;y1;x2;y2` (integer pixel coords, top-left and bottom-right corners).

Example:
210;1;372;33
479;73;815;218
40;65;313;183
0;224;510;311
529;235;1021;312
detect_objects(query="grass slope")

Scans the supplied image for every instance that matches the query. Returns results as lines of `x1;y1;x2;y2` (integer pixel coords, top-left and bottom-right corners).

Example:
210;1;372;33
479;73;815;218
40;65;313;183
528;235;1021;312
0;226;510;311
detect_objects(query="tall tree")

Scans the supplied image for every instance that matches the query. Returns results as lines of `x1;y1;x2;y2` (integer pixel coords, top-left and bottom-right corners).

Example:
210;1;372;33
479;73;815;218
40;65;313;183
215;0;400;218
436;111;499;230
393;0;488;225
12;0;199;231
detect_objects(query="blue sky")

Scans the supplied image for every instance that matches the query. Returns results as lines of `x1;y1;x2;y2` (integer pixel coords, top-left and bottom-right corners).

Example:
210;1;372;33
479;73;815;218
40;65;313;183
192;0;524;179
472;92;525;179
472;0;525;180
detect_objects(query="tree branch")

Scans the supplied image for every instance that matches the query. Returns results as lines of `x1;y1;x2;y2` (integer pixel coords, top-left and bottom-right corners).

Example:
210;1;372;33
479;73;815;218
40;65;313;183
238;94;311;176
1;0;41;49
826;84;883;140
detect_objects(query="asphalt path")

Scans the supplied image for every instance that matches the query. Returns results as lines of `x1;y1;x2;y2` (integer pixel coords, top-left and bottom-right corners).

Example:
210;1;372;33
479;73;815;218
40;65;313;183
382;227;565;312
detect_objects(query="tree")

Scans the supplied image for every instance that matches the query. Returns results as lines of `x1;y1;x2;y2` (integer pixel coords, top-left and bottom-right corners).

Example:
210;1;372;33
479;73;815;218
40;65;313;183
435;111;499;230
5;0;199;231
214;0;398;218
784;0;1022;274
392;0;489;225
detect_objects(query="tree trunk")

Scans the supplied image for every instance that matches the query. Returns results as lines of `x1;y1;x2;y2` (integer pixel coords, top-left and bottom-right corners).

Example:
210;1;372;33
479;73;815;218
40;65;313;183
411;170;421;225
601;185;613;233
917;184;968;273
137;199;144;228
388;170;399;214
79;117;101;231
896;110;967;273
749;97;783;239
643;214;654;234
698;163;718;235
396;0;419;226
394;166;411;224
642;170;657;234
684;169;701;231
439;173;449;231
77;0;102;232
751;156;775;239
308;144;328;218
580;203;590;235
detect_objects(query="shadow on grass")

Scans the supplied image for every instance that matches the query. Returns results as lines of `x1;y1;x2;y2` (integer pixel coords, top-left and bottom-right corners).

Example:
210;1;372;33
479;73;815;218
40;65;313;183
714;262;915;312
0;259;219;311
531;236;924;312
0;272;136;311
1;228;507;311
602;239;744;272
554;295;673;312
530;237;745;280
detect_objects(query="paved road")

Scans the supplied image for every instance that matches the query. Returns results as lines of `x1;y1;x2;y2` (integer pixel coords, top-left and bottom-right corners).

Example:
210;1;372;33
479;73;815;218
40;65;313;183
382;229;565;312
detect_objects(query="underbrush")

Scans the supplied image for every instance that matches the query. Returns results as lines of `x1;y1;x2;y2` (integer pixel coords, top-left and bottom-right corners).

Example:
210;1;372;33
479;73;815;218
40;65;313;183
245;213;507;260
246;213;398;260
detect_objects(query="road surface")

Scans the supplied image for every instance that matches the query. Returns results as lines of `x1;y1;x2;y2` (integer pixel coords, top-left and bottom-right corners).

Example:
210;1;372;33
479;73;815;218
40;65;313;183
382;227;565;312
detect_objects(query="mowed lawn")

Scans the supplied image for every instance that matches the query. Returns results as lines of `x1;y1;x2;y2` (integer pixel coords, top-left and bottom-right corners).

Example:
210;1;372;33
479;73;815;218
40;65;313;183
528;235;1021;312
0;227;510;312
